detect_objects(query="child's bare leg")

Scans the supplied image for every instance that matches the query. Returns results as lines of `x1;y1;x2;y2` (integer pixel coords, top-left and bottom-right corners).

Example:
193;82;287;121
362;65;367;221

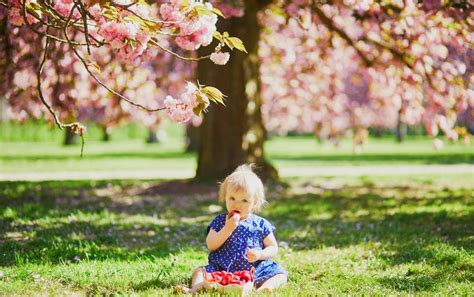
256;273;287;293
175;267;206;294
189;267;206;293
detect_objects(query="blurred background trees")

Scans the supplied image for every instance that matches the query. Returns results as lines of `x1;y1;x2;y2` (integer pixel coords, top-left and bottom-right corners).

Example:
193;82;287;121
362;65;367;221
0;0;472;180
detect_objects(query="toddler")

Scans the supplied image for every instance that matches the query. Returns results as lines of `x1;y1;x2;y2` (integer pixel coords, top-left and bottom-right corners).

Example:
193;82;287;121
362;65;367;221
181;164;287;294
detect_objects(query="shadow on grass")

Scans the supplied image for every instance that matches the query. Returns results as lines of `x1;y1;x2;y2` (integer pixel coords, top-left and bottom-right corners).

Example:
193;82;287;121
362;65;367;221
377;275;437;291
0;178;472;292
264;188;473;249
376;253;474;291
262;185;473;292
0;217;209;266
132;277;168;291
0;180;219;266
0;180;226;223
132;273;177;292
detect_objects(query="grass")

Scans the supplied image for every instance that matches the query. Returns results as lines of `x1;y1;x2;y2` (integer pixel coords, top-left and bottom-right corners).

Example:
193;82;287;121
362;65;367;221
0;120;156;142
0;134;472;175
268;135;473;165
0;139;195;173
1;175;473;295
0;121;194;174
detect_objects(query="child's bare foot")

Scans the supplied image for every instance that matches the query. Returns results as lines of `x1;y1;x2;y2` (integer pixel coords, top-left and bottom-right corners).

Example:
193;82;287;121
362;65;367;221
173;285;192;294
173;284;204;295
190;284;205;294
256;286;273;294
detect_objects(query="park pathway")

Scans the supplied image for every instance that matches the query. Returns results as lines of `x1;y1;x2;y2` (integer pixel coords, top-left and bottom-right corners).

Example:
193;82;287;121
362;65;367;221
0;164;472;181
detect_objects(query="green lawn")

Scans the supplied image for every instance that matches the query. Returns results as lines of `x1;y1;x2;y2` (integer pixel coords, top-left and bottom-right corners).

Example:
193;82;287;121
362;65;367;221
1;175;473;295
268;135;473;165
1;120;473;176
0;134;472;175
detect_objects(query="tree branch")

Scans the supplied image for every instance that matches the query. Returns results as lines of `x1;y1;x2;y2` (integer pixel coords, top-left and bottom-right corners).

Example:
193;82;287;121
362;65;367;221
62;6;165;112
36;29;86;156
310;1;373;67
361;36;413;68
149;38;210;61
75;0;92;55
111;1;193;26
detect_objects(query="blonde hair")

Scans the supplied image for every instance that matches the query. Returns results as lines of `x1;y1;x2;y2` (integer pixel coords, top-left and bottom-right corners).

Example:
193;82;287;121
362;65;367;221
218;164;266;212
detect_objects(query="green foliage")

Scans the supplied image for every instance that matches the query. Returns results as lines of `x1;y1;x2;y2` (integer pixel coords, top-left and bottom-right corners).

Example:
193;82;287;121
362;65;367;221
0;176;472;295
213;31;248;53
201;86;226;105
211;7;224;18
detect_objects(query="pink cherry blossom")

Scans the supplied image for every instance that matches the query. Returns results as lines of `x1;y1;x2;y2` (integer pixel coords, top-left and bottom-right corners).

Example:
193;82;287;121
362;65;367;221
53;0;81;19
8;5;40;26
210;52;230;65
160;3;182;22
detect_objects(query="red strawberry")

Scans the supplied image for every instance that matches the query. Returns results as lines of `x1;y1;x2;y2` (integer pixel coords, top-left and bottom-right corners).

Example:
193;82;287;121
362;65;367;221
229;279;243;285
228;210;240;218
212;274;222;282
234;271;252;282
209;270;254;286
220;274;231;286
214;271;226;277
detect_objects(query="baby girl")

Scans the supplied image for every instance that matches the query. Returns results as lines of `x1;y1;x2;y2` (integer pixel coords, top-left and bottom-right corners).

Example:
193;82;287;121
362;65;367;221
182;164;287;294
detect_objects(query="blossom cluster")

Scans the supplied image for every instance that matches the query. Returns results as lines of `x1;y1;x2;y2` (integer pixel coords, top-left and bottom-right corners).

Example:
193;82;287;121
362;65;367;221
53;0;81;19
210;52;230;65
8;0;40;26
210;0;244;18
7;0;222;64
160;0;217;50
260;2;472;148
2;23;196;131
163;82;209;123
3;0;236;130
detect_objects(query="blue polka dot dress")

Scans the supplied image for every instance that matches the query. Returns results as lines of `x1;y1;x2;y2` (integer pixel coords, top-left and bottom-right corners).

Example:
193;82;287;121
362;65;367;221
204;213;288;286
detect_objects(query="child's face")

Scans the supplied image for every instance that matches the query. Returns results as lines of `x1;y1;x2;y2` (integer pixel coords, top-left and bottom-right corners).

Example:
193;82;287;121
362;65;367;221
225;187;255;219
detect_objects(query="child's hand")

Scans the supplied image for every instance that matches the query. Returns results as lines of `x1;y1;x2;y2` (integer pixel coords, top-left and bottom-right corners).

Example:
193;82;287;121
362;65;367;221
247;248;262;263
225;211;240;231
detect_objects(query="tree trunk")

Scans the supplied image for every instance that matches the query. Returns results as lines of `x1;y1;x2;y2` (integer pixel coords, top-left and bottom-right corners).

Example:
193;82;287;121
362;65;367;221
186;125;199;152
102;126;111;142
195;0;277;181
396;109;406;142
1;17;11;123
146;127;159;144
0;96;7;123
373;128;383;137
64;127;77;145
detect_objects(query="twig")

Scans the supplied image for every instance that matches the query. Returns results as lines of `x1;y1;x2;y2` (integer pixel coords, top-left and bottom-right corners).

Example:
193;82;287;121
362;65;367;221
111;1;194;26
21;1;79;44
75;0;91;55
311;0;373;67
36;29;85;156
62;5;165;112
149;38;210;61
362;36;413;69
37;33;62;129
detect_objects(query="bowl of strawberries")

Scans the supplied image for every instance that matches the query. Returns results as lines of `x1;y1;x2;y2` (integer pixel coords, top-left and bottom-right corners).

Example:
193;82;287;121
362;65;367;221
203;267;255;295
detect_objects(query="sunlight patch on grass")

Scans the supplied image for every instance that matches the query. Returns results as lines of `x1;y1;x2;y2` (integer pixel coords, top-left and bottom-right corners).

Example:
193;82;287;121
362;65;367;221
1;175;472;295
